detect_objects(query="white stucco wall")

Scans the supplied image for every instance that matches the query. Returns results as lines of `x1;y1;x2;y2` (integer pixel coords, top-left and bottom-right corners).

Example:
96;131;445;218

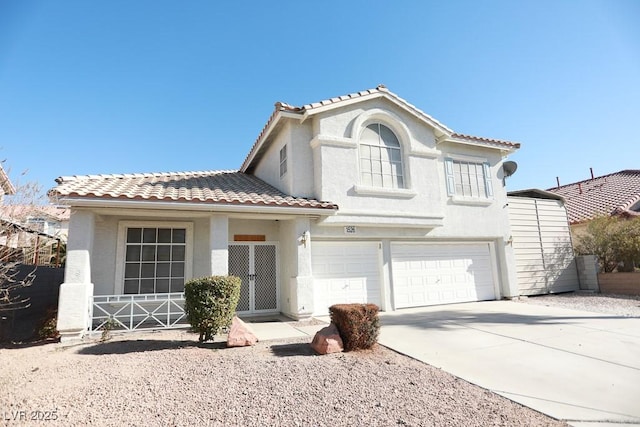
90;213;212;295
252;98;513;242
92;215;118;295
249;97;519;301
228;219;280;241
252;122;293;195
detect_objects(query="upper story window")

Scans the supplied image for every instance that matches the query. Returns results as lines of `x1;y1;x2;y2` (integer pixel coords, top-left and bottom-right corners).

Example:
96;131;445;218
445;158;493;199
359;123;404;189
279;145;287;177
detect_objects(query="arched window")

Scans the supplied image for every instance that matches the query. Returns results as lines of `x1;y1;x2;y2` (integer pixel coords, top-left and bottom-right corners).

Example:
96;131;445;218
359;123;404;189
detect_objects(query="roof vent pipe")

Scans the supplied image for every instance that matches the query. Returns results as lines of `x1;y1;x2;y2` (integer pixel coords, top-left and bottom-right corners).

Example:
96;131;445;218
590;167;594;180
556;176;560;189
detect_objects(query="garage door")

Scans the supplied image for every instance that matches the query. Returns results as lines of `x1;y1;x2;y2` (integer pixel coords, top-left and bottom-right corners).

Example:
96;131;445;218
311;241;382;315
391;243;496;309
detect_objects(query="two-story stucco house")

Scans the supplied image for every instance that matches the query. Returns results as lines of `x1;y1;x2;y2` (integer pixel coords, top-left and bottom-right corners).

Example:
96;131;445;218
52;86;521;341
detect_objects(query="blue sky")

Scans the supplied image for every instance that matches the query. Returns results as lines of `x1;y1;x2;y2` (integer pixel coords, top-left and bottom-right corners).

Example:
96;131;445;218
0;1;638;197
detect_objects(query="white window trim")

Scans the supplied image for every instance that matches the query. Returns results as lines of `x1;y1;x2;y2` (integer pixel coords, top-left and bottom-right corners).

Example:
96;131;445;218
351;108;413;190
114;221;194;295
449;196;493;206
353;185;417;198
279;145;288;178
446;153;489;163
444;154;494;203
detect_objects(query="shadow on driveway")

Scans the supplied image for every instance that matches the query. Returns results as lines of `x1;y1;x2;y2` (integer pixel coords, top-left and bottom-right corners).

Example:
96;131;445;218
380;308;628;331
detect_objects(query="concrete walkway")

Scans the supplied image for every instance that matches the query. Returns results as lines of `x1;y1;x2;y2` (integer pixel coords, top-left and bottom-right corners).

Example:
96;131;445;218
378;301;640;427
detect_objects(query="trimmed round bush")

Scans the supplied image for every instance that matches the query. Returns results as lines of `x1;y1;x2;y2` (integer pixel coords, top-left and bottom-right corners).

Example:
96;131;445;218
184;276;241;342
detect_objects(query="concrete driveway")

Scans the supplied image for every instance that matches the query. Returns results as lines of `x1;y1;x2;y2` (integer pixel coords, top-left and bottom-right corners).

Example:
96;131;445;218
378;301;640;427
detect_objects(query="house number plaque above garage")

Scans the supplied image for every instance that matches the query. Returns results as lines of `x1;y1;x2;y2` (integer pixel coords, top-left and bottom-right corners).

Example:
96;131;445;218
344;226;357;235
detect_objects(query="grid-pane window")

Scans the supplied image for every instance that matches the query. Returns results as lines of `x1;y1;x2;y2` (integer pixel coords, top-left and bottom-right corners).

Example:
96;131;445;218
359;123;404;189
124;227;186;294
446;159;492;198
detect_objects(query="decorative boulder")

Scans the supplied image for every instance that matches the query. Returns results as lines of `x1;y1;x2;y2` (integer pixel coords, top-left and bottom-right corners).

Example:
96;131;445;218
226;316;258;347
311;323;344;355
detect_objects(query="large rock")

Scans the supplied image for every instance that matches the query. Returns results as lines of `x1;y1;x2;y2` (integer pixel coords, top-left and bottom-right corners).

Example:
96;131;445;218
226;316;258;347
311;323;344;355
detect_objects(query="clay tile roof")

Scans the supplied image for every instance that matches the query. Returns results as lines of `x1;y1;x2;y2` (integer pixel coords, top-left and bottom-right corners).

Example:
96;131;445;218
242;85;519;171
450;133;520;149
546;170;640;223
50;170;338;210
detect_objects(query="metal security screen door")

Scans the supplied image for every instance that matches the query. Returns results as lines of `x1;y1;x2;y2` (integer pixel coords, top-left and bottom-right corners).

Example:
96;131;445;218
228;243;278;314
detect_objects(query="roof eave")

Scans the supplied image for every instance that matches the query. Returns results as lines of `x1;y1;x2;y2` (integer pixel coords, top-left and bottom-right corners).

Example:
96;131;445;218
54;196;338;216
508;189;565;202
300;90;454;136
240;110;302;172
439;136;520;153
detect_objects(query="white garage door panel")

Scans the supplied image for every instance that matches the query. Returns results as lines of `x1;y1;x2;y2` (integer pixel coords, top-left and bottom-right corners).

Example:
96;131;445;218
312;242;382;315
392;244;496;309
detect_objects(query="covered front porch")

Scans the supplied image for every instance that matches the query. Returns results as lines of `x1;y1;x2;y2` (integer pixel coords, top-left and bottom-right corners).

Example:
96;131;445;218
58;208;326;341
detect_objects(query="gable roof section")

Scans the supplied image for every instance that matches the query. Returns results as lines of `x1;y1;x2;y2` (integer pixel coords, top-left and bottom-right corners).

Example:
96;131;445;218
51;171;338;211
546;170;640;223
241;85;520;172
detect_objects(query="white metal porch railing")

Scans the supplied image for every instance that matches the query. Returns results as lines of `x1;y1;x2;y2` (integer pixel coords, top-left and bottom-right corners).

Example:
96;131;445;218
90;292;188;332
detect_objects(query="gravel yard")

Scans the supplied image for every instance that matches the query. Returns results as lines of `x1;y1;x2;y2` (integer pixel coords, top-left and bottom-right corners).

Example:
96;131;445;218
516;291;640;317
0;328;565;427
4;291;632;426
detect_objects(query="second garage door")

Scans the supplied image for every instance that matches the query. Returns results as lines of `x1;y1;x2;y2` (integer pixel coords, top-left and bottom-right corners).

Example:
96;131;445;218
311;241;382;315
392;243;496;309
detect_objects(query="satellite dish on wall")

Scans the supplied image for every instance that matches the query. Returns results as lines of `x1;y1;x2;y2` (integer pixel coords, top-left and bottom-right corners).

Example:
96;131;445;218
503;161;518;178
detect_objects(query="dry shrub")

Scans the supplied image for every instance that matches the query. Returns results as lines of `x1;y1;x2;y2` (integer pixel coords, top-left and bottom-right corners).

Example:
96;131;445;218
329;303;379;351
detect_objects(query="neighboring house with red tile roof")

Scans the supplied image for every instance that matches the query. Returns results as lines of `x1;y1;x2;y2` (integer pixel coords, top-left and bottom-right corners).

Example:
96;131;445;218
52;85;523;341
0;204;70;238
546;170;640;233
0;167;67;266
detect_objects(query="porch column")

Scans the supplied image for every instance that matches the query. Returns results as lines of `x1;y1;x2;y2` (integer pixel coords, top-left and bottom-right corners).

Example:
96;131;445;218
290;217;314;319
209;215;229;275
57;210;95;342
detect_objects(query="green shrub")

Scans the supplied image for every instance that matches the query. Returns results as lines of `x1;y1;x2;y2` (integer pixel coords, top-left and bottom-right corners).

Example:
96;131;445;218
575;216;640;272
329;303;380;351
184;276;241;342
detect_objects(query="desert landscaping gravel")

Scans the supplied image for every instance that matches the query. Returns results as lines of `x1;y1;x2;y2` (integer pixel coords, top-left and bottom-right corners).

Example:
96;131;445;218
517;291;640;317
6;291;631;426
0;328;566;427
